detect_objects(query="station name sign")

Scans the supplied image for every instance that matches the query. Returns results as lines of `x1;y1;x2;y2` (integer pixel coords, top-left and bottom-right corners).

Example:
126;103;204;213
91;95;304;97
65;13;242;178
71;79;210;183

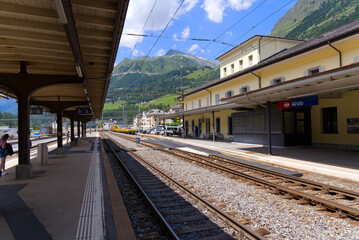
278;95;318;110
30;107;43;115
76;107;91;115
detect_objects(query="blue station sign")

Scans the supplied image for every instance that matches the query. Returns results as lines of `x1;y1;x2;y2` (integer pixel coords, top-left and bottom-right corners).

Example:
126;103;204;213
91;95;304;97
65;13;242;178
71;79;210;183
279;95;318;109
76;107;91;115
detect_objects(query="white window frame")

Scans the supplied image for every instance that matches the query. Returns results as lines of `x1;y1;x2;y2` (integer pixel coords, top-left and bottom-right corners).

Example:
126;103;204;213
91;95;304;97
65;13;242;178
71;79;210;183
198;99;201;108
248;55;253;67
191;101;194;109
223;67;227;77
206;96;210;106
239;60;243;70
231;64;234;74
215;94;220;105
304;66;325;76
185;103;188;111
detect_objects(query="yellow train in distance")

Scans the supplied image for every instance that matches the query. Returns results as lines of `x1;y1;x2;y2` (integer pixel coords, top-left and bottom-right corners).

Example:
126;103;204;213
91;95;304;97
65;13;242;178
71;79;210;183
111;125;137;135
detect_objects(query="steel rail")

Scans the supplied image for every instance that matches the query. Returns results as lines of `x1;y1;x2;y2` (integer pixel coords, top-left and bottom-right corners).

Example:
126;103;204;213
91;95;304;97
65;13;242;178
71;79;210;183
102;137;180;240
110;132;359;219
166;149;359;220
106;132;266;239
210;154;359;199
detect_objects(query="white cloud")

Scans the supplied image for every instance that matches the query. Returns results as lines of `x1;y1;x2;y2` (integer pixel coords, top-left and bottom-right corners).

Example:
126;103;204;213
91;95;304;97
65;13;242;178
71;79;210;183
120;0;199;49
188;44;199;53
155;49;166;56
202;0;257;23
201;0;226;23
181;26;190;39
229;0;257;11
132;49;139;56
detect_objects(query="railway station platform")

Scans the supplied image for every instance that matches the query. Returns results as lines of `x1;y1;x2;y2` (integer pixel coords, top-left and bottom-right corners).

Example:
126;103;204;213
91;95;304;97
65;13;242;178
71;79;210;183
0;132;135;240
156;135;359;182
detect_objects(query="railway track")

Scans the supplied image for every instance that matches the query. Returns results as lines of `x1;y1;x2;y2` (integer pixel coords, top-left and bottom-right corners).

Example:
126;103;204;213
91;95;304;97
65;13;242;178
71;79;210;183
111;132;359;224
102;132;268;239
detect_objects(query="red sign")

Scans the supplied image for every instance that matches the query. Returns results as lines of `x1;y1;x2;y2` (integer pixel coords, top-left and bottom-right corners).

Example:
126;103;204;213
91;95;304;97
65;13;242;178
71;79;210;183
278;99;291;109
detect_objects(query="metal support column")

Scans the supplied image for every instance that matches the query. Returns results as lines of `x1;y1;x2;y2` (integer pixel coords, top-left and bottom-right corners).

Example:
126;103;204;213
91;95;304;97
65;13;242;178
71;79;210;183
212;111;215;142
267;101;272;155
77;120;81;138
70;116;75;142
56;110;63;149
17;96;30;165
16;95;33;179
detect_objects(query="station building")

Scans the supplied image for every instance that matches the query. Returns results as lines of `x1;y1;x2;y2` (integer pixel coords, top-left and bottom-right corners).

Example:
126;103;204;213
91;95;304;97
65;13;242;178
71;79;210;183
163;20;359;151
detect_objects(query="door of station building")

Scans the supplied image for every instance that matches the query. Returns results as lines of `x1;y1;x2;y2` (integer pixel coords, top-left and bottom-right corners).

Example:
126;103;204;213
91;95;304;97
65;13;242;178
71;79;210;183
283;107;311;146
205;118;210;138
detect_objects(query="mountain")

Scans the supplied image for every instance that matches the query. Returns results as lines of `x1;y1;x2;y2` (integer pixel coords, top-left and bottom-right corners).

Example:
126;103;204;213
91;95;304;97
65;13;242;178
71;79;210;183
113;49;218;75
270;0;359;40
108;50;219;104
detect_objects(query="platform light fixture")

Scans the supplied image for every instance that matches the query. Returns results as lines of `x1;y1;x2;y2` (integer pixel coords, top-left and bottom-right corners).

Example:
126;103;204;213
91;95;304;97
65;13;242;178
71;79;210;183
54;0;67;24
75;65;83;78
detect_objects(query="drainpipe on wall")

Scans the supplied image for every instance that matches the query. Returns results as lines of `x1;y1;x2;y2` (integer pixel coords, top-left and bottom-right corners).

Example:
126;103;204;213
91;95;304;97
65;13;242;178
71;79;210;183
205;89;212;106
258;36;263;62
250;71;262;89
328;41;342;67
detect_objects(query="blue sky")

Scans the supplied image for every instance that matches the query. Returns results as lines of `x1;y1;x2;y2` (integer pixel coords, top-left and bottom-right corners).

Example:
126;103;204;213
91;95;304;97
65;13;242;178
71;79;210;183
115;0;298;64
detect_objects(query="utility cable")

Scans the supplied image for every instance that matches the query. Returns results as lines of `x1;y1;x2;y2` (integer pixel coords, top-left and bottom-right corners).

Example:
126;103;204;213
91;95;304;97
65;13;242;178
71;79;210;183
212;0;295;60
129;0;158;58
143;0;185;61
200;0;268;53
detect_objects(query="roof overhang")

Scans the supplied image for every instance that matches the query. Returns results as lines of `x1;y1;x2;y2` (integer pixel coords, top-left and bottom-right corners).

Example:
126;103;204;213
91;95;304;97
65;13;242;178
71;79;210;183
222;63;359;105
160;102;247;119
0;0;129;119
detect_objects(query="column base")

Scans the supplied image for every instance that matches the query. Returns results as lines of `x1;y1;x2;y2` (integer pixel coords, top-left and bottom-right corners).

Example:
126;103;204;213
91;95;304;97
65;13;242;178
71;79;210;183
16;164;33;180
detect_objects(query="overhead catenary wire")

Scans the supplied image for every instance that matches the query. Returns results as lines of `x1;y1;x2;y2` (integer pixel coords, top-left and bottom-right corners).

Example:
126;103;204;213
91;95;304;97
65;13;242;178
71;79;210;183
129;0;158;58
126;33;235;46
212;0;296;60
200;0;269;53
143;0;185;61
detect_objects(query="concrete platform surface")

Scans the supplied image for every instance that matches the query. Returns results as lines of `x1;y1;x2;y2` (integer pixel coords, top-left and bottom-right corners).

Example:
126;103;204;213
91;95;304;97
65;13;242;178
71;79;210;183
157;136;359;181
0;132;134;240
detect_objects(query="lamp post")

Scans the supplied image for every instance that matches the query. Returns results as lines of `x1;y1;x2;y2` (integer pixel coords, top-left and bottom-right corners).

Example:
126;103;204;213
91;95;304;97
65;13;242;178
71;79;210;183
181;57;184;138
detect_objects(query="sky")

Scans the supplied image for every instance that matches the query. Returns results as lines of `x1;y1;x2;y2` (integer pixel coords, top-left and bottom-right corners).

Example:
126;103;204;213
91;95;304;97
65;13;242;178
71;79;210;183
115;0;298;64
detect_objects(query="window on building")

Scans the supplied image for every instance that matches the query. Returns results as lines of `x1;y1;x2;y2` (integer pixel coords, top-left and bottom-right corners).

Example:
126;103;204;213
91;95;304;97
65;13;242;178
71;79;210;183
198;99;201;108
185;103;188;111
240;86;250;94
206;96;210;106
223;67;227;77
231;64;234;74
216;117;221;133
248;55;253;66
225;90;234;98
322;107;338;134
270;77;285;85
228;116;233;135
215;94;220;105
191;101;194;109
239;60;243;70
304;66;325;76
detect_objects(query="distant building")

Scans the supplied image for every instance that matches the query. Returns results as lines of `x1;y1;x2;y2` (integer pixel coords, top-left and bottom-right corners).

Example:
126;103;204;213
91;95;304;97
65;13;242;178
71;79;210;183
135;109;164;130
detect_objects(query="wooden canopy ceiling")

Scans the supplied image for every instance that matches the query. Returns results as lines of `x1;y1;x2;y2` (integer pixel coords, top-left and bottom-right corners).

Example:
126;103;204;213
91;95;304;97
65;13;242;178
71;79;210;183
0;0;129;118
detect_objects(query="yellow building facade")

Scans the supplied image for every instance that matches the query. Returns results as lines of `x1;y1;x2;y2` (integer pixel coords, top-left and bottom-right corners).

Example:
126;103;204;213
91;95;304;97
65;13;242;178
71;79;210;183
164;21;359;150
